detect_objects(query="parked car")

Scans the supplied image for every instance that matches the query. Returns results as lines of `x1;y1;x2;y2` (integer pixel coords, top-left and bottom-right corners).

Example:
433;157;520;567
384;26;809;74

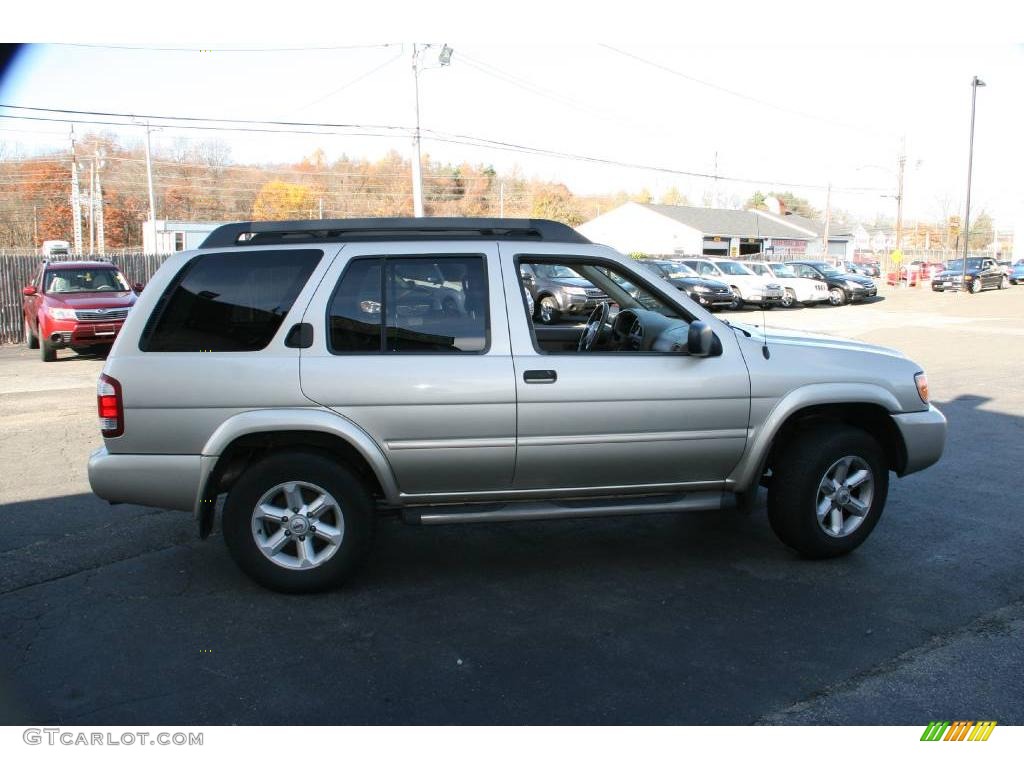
637;259;735;310
1009;261;1024;285
841;261;878;278
742;261;828;308
678;258;783;310
87;217;946;592
22;260;140;362
787;260;878;305
930;257;1009;293
520;262;608;324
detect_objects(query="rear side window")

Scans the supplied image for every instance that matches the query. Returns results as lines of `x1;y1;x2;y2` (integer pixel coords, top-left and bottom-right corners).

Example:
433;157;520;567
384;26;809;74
141;249;322;352
328;255;488;354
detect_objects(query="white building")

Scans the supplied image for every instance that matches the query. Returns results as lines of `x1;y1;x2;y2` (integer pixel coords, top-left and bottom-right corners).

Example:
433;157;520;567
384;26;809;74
576;202;853;260
143;220;223;255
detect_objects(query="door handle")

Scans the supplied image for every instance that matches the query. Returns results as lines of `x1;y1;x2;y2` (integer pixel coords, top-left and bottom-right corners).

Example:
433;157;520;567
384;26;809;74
523;369;557;384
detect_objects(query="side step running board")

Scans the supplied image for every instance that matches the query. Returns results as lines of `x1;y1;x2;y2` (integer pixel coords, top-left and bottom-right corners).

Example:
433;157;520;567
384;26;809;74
402;491;726;525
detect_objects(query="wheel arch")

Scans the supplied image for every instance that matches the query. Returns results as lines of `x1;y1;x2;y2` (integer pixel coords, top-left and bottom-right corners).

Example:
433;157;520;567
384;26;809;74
729;386;908;492
195;409;400;538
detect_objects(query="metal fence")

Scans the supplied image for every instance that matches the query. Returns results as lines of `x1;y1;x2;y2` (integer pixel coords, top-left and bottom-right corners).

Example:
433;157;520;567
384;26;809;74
0;252;170;345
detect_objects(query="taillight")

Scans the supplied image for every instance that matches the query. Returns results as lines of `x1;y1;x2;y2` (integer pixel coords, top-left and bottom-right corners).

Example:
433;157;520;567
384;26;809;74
97;373;124;437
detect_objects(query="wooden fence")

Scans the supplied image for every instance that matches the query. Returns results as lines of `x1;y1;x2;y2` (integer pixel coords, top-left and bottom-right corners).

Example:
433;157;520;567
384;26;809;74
0;252;170;345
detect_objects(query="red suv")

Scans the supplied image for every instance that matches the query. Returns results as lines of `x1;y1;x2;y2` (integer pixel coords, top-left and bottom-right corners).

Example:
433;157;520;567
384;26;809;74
22;260;140;362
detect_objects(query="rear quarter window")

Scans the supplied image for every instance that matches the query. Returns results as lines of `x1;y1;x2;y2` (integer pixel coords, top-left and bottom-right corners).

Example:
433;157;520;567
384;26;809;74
140;249;322;352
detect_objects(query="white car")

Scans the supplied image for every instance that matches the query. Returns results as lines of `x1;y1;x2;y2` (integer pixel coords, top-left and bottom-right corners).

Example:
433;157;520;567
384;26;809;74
680;258;784;309
742;261;829;308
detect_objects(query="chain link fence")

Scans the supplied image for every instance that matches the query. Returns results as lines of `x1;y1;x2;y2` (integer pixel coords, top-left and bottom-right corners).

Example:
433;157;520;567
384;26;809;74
0;251;170;345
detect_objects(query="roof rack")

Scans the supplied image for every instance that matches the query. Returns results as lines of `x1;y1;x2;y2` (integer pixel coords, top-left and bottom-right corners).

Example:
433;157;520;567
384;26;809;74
199;217;591;248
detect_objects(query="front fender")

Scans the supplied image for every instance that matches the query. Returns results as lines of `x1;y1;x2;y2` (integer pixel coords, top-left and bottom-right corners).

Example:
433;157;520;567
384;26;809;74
727;383;903;492
199;407;401;506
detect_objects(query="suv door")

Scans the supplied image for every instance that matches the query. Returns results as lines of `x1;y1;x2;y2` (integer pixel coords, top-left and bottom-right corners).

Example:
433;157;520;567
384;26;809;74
502;245;750;493
299;242;516;498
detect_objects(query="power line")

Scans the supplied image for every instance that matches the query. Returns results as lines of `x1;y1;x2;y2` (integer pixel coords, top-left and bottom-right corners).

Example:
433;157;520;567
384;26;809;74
599;44;898;140
0;104;891;195
49;43;397;53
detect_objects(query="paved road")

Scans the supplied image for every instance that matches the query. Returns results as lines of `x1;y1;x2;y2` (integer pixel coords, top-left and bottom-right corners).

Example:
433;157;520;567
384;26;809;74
0;285;1021;724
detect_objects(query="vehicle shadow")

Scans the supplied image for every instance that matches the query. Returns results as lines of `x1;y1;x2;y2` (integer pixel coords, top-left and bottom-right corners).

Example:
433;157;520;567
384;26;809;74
0;395;1020;726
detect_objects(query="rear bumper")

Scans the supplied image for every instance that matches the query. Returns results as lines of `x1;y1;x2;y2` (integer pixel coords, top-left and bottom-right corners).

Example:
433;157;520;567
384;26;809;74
892;404;947;476
88;446;202;512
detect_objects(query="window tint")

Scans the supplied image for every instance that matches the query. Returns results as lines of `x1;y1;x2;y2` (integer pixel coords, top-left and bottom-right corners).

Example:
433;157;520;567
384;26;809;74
141;249;322;352
328;255;488;354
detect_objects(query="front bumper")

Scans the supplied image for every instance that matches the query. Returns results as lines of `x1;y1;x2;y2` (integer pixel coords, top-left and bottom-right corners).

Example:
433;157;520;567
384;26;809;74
88;446;202;512
848;284;878;300
44;318;125;347
692;290;735;308
892;404;947;476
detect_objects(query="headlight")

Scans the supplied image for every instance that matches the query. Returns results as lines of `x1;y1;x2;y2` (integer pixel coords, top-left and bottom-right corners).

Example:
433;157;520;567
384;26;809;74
47;307;76;320
915;372;929;404
845;279;861;289
563;286;587;296
964;275;974;281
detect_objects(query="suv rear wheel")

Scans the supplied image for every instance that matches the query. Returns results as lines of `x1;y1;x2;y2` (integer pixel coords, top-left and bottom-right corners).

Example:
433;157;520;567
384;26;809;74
223;451;375;592
767;425;888;558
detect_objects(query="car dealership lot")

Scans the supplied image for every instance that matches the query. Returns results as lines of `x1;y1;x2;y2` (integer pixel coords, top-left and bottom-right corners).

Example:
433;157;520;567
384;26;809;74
0;284;1021;725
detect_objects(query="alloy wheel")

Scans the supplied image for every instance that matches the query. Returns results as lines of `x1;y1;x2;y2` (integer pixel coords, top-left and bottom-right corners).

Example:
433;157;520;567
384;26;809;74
251;481;345;570
816;455;874;538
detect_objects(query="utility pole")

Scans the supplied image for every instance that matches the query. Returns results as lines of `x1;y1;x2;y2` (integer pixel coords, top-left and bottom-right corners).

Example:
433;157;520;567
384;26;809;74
143;121;157;252
69;126;83;256
88;159;95;254
962;75;986;285
895;136;906;253
712;151;719;208
822;182;832;260
94;151;105;256
411;44;425;218
319;197;324;220
499;182;505;218
409;43;453;218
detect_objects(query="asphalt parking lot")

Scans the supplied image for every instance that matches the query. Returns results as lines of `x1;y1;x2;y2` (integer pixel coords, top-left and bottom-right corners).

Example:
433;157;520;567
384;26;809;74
1;283;1022;725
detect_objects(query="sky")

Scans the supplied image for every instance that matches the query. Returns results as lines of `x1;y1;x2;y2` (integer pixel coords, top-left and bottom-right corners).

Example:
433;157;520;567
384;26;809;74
2;7;1022;233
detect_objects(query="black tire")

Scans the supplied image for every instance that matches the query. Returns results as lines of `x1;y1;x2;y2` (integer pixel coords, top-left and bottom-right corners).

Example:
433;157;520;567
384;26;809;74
767;424;889;559
24;321;39;349
970;279;982;294
780;289;796;308
999;276;1009;290
222;451;375;593
40;338;56;362
828;287;848;306
537;296;561;325
728;288;744;311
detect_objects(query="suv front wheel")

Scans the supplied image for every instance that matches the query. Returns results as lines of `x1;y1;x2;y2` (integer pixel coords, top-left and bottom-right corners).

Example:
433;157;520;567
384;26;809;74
223;451;375;592
767;425;888;558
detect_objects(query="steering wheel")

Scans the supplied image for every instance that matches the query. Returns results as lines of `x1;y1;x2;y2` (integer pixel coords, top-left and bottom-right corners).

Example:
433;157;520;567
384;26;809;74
578;301;610;352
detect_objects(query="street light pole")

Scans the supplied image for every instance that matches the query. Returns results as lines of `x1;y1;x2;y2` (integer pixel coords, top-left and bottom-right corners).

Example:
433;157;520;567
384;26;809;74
143;121;158;250
962;75;985;287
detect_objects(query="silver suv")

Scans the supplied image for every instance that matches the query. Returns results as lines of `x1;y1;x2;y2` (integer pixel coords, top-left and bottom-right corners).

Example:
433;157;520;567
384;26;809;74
88;218;946;592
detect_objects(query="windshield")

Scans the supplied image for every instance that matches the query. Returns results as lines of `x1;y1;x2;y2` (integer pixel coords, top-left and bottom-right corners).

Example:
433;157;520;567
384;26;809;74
768;263;796;278
946;258;982;271
651;261;696;278
714;261;752;276
44;268;129;293
533;264;581;280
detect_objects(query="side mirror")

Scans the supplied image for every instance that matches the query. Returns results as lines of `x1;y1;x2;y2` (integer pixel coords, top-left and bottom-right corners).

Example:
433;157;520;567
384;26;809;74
687;321;719;357
23;285;37;296
132;282;145;293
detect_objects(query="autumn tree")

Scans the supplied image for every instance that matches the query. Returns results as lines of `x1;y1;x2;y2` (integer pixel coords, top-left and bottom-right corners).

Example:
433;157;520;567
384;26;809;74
251;180;316;220
659;186;689;206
